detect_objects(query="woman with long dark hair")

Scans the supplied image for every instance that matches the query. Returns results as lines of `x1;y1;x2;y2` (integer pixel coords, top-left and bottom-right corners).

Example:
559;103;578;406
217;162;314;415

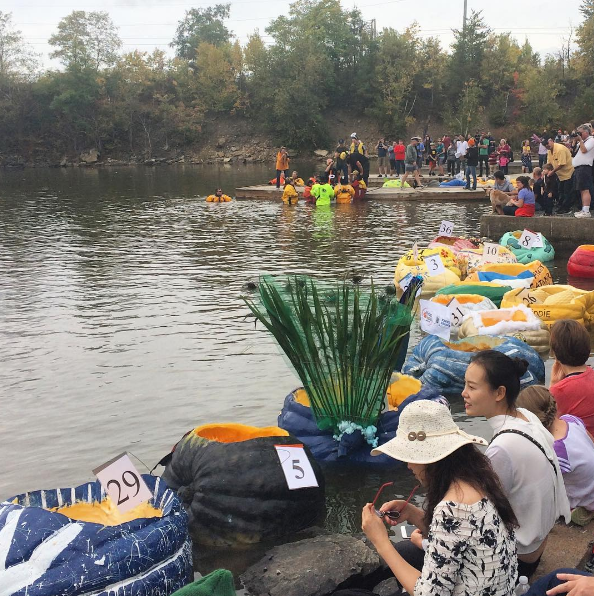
463;351;570;579
362;400;518;596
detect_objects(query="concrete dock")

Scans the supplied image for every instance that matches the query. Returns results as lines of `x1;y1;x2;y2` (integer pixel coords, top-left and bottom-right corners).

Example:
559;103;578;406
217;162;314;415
235;184;487;201
480;214;594;247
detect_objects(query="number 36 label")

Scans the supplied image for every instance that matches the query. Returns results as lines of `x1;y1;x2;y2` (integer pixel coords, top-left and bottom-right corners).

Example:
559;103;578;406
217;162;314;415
274;445;319;490
93;453;153;513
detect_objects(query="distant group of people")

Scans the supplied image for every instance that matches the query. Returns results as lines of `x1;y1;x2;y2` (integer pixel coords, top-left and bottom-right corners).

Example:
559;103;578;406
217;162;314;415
357;318;594;596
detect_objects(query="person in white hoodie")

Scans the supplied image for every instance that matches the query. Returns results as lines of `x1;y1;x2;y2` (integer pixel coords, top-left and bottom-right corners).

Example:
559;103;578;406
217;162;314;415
463;350;570;580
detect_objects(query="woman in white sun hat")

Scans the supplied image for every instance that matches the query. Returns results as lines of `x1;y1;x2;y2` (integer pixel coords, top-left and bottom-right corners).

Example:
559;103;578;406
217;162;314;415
361;400;518;596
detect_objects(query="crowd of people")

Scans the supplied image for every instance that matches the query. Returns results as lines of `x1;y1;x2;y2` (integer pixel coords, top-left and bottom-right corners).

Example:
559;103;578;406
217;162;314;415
357;317;594;596
272;125;594;217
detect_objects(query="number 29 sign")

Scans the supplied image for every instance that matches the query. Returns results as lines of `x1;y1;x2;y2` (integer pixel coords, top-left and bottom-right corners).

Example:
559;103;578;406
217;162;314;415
93;453;153;513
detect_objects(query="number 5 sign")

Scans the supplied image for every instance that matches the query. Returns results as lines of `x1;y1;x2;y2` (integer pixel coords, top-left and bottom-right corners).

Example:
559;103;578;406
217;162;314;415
93;453;153;513
274;445;319;490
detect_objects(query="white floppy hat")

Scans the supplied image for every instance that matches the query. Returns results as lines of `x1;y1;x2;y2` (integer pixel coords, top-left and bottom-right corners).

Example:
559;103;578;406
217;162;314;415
371;400;487;464
350;132;358;138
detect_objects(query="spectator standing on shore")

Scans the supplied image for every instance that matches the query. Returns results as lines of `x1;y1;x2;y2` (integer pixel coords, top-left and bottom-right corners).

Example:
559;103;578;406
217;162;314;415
416;137;425;169
517;385;594;526
446;140;457;176
394;139;406;176
532;167;545;211
542;163;559;215
462;351;570;579
442;133;451;151
435;138;446;175
275;146;290;189
456;134;468;174
465;137;479;190
401;138;423;188
538;137;548;168
387;141;395;177
521;140;533;173
497;139;512;174
549;320;594;436
478;134;490;177
376;138;388;177
571;123;594;218
546;137;575;213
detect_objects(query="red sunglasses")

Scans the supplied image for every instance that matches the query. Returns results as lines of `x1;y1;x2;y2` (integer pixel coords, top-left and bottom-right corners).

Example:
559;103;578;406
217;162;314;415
372;483;419;521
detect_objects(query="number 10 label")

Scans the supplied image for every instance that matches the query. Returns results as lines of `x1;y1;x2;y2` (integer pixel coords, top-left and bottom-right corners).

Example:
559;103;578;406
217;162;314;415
93;453;153;513
274;444;319;490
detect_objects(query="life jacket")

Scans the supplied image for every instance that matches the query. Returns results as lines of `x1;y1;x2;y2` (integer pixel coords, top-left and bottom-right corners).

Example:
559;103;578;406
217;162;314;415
276;152;289;170
315;183;334;206
334;184;354;203
350;141;365;155
206;194;232;202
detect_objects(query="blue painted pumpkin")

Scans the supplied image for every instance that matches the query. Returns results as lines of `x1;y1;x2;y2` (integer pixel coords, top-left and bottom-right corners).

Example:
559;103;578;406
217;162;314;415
277;386;444;467
500;231;555;264
0;475;192;596
402;335;545;394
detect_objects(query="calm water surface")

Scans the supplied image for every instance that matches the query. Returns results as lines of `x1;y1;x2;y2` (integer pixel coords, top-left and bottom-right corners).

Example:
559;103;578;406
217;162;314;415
0;163;575;575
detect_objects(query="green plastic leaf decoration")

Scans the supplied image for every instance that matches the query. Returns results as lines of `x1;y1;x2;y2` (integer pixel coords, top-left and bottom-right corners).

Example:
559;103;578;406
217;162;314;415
243;276;415;434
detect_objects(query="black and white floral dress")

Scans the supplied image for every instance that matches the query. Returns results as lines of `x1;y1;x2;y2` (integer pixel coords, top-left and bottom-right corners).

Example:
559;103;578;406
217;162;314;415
414;498;517;596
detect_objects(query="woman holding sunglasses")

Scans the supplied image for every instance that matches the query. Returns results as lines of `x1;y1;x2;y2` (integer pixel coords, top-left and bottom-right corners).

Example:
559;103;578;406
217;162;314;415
362;400;518;596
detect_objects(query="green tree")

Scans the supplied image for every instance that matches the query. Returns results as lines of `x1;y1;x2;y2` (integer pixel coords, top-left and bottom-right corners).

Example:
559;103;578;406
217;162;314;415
518;67;561;131
172;4;232;60
0;12;38;80
49;11;121;71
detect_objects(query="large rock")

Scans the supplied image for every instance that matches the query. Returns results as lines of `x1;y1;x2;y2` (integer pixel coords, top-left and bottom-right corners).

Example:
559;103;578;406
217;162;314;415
373;577;402;596
314;149;329;157
80;148;99;163
240;534;382;596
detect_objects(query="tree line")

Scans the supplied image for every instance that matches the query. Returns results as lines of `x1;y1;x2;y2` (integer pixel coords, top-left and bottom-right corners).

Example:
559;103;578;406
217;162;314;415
0;1;593;158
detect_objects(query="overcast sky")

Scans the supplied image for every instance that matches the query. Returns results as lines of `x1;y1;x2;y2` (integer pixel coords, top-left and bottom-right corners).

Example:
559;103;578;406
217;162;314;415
4;0;584;69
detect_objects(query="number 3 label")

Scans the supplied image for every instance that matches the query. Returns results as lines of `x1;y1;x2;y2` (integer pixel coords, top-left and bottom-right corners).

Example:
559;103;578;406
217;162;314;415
93;453;153;513
274;445;319;490
424;255;446;276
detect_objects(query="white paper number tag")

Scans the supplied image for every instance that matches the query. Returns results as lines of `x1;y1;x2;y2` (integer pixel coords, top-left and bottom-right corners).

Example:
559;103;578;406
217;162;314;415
424;254;446;276
482;242;500;263
93;453;153;514
518;229;542;249
438;220;455;237
419;299;451;340
448;297;466;328
274;445;319;490
412;241;419;261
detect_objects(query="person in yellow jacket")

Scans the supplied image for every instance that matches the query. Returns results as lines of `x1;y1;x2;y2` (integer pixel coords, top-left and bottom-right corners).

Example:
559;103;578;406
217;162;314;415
290;170;305;186
275;146;290;189
349;132;366;155
282;179;299;204
206;188;232;202
334;182;355;204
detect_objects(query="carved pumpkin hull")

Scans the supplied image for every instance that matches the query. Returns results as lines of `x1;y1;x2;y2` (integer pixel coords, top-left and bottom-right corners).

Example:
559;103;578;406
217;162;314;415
161;425;325;547
499;231;555;264
567;245;594;279
436;282;513;308
0;476;192;596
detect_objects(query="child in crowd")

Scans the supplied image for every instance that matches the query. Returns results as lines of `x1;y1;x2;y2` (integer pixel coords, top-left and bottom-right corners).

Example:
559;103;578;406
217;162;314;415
517;385;594;526
493;170;514;193
497;139;511;174
281;179;298;204
521;140;533;173
549;320;594;436
351;172;367;200
290;171;305;186
532;167;544;211
502;176;535;217
542;163;559;216
462;351;570;578
334;181;355;203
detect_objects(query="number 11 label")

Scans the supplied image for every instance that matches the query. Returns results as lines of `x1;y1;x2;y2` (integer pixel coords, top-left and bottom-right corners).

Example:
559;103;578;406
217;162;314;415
274;445;319;490
93;453;153;513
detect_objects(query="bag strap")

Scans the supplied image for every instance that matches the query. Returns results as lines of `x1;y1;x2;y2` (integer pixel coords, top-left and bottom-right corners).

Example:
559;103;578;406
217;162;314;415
490;429;557;477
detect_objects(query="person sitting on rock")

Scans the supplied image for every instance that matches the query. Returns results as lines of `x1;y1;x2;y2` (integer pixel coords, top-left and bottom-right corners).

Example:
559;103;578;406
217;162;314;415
334;181;355;204
351;171;367;200
517;385;594;527
290;170;305;186
206;188;232;202
281;179;298;204
362;400;519;596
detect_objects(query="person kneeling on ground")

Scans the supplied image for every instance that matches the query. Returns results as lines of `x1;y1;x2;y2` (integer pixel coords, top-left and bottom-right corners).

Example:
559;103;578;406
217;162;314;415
281;179;298;204
501;176;535;216
462;351;570;579
517;385;594;527
351;172;367;200
362;400;518;596
206;188;232;202
334;181;355;203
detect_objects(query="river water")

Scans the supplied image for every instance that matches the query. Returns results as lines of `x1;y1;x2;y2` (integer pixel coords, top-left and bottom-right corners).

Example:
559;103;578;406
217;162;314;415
0;163;576;576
